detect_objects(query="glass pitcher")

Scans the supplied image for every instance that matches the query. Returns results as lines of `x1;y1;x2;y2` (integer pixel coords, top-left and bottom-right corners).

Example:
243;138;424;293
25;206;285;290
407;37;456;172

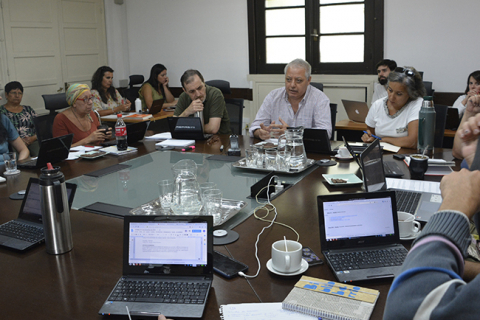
278;126;306;169
171;160;202;215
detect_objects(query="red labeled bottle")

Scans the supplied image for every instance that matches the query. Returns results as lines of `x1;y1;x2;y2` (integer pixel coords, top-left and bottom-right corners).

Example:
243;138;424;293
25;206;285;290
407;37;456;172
115;113;128;151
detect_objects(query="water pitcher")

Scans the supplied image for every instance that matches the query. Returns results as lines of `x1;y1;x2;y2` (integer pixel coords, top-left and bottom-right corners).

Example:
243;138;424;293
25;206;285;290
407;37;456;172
278;126;307;169
171;159;202;215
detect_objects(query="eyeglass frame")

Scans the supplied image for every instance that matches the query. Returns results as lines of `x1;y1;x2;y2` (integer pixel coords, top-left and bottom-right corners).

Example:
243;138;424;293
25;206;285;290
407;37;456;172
395;67;415;78
76;96;94;103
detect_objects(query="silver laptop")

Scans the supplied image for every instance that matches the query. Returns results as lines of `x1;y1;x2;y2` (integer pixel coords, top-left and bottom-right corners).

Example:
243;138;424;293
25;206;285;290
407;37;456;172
98;215;213;318
318;190;408;283
342;100;369;123
360;139;441;222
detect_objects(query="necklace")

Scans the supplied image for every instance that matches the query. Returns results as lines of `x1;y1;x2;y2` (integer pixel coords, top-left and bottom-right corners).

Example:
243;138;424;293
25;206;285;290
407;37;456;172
71;108;91;131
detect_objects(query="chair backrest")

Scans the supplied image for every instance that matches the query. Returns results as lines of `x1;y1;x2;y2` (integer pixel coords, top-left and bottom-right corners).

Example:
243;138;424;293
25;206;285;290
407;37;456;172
129;75;144;88
205;80;232;95
310;82;324;91
125;75;145;104
434;104;448;148
424;81;434;97
42;93;69;115
33;114;57;143
225;98;244;135
329;103;337;140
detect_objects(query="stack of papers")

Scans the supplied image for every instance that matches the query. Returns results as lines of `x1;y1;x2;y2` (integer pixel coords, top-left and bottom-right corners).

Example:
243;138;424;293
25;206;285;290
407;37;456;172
145;132;172;140
100;146;138;156
156;139;195;147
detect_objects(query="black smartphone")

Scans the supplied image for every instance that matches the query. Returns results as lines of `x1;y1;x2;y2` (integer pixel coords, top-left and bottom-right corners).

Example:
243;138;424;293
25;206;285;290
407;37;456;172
213;251;248;278
393;154;406;160
302;246;324;266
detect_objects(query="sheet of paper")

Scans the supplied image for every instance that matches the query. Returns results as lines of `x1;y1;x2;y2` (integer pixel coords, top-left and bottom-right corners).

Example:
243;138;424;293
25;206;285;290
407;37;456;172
386;178;441;194
145;132;172;140
156;139;195;147
379;142;401;153
220;302;315;320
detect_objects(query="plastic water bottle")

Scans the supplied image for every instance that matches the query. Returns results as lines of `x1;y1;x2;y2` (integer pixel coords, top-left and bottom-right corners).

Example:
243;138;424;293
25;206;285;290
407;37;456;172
115;113;128;151
417;96;435;157
135;98;142;113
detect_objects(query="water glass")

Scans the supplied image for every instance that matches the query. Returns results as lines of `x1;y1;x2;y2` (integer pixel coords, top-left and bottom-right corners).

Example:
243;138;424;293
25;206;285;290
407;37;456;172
3;152;17;173
276;149;290;171
203;189;223;224
158;180;174;209
254;146;264;168
245;147;257;168
172;190;202;215
200;182;217;205
264;149;277;170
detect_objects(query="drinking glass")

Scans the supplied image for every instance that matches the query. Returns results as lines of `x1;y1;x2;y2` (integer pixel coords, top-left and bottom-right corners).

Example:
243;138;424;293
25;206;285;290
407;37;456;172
3;152;17;174
158;180;174;209
245;147;257;168
203;189;223;224
264;149;277;170
276;149;290;172
171;190;203;215
200;182;217;206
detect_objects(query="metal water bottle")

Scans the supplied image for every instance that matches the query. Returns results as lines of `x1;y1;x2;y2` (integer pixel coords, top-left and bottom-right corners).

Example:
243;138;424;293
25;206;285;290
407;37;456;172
417;96;436;157
195;111;204;129
39;163;73;255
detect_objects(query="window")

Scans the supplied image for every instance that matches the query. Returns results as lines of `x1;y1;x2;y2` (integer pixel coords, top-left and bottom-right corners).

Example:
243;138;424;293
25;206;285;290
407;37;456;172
247;0;384;74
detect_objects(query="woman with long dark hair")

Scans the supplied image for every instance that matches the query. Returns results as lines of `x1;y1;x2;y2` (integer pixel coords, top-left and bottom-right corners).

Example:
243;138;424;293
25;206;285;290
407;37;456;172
452;70;480;118
139;64;176;112
91;66;131;116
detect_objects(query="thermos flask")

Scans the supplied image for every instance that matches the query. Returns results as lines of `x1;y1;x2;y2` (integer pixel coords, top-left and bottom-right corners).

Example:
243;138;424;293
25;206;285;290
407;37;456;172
39;163;73;254
417;96;436;157
195;111;204;129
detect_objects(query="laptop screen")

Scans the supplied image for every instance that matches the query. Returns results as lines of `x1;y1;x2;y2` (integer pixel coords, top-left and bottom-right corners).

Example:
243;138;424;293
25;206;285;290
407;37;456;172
360;139;387;192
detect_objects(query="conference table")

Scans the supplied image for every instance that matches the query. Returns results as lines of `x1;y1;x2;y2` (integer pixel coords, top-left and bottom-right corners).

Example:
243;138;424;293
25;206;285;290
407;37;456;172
0;135;460;320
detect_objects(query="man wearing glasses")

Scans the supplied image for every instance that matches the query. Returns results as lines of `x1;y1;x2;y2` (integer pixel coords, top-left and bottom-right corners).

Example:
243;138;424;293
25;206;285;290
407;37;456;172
174;69;231;135
372;59;397;103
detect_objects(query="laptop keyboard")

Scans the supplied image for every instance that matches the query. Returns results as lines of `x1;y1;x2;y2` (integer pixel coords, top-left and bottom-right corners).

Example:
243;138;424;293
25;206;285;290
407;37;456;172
109;279;210;304
395;190;422;214
0;221;44;243
327;248;407;271
384;161;404;177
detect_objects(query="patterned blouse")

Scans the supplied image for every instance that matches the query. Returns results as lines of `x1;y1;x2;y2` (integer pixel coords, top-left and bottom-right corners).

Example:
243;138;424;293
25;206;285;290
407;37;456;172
0;105;37;138
91;89;125;112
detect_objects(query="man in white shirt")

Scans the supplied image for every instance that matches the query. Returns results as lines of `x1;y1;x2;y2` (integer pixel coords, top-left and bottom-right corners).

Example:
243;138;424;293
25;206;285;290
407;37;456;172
372;59;397;103
249;58;331;140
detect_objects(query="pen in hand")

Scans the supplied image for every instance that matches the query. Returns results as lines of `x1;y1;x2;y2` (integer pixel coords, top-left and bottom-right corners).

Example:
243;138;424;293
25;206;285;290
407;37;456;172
363;131;382;140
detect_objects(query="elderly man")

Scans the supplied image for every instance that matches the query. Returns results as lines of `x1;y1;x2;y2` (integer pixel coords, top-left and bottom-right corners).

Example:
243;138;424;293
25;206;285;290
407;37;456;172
174;69;231;135
249;58;331;140
372;59;397;103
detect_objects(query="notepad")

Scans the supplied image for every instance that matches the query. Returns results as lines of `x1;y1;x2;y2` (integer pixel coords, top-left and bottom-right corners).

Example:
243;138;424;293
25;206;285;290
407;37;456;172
155;139;195;147
220;302;316;320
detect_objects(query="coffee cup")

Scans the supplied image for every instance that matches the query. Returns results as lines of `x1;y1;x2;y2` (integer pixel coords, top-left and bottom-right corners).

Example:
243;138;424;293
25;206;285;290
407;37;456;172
409;154;428;180
397;211;421;238
271;240;302;273
337;146;350;158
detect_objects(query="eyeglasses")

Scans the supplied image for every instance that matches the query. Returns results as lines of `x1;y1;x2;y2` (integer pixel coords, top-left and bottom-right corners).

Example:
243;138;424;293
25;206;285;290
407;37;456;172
395;67;415;78
77;96;94;103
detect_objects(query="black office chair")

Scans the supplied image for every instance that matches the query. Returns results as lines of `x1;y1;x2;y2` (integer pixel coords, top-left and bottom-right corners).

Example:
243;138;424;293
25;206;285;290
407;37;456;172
33;114;56;143
205;80;232;94
329;103;337;140
124;75;144;106
424;81;435;97
310;82;324;92
42;93;69;115
205;80;244;134
434;104;448;148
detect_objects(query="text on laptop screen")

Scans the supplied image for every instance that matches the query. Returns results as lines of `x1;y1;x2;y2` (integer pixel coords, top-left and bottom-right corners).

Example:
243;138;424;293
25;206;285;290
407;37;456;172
323;196;395;241
128;222;208;267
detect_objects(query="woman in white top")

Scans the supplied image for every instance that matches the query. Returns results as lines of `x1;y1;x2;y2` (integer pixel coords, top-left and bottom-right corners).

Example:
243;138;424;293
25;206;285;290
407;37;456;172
362;67;426;148
451;70;480;118
91;66;131;116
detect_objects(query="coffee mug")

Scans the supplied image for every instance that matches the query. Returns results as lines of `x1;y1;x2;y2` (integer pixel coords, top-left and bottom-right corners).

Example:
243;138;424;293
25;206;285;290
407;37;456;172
337;146;350;158
397;211;421;238
271;240;302;273
409;154;428;180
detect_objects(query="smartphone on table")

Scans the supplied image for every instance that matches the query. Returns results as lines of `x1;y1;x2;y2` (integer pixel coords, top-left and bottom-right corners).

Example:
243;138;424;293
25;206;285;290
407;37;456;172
213;251;248;278
302;246;324;266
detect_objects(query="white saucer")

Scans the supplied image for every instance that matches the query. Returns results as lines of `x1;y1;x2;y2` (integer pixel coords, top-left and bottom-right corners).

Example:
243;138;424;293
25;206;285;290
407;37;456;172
266;259;309;276
4;169;20;176
335;154;353;160
400;229;421;241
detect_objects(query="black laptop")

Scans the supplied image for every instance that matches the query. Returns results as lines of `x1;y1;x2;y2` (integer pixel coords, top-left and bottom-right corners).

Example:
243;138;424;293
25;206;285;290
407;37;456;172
101;121;150;147
98;215;213;319
318;190;408;283
167;117;212;140
445;107;460;130
303;128;336;154
0;178;77;251
18;134;73;169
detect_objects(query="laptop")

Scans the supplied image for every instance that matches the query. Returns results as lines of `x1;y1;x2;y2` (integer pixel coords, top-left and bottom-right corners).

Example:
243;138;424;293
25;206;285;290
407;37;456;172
303;128;336;154
318;190;408;283
98;215;213;319
360;139;441;222
167;117;212;140
342;100;369;123
0;178;77;251
18;134;73;169
101;121;150;147
445;107;460;130
149;98;164;115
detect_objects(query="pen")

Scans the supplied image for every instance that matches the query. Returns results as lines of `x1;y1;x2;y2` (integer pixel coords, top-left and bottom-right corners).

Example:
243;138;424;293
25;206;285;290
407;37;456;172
363;131;382;140
182;146;196;152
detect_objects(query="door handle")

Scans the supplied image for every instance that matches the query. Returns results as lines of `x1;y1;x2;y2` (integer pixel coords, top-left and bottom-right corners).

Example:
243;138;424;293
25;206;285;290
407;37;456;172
57;87;63;93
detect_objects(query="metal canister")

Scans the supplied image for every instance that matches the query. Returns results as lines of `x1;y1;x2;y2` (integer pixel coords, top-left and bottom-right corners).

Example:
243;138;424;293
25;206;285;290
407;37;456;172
417;96;436;157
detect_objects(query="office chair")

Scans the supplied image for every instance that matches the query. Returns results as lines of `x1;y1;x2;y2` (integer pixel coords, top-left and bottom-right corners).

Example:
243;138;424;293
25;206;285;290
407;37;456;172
310;82;324;92
205;80;232;94
434;104;448;148
329;103;337;140
423;81;435;97
124;75;144;106
205;80;244;134
42;93;69;116
33;114;57;143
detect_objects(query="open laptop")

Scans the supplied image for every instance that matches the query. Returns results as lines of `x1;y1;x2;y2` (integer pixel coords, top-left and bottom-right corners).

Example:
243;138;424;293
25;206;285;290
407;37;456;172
342;100;369;123
18;134;73;169
360;139;441;222
99;215;213;319
149;98;165;115
445;107;460;130
318;190;408;283
0;178;77;251
303;128;336;154
101;121;150;147
167;117;212;140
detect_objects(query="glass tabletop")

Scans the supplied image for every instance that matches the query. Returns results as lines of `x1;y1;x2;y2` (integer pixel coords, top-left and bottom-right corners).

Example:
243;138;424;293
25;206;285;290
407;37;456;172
67;151;318;229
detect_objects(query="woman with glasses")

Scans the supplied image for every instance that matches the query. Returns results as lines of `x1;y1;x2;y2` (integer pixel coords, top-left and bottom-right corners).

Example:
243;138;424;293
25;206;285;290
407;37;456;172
0;81;39;156
139;64;176;112
362;67;426;148
91;66;131;116
53;84;111;147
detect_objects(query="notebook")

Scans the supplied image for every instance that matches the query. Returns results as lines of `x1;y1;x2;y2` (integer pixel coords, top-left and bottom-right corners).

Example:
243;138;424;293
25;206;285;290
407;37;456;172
317;190;408;283
302;128;335;154
360;139;441;222
101;121;150;147
167;117;212;140
341;100;369;123
98;215;213;319
18;134;73;169
0;178;77;251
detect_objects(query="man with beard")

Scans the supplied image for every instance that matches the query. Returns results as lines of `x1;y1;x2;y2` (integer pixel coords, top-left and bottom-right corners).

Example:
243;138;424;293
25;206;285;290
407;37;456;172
372;59;397;103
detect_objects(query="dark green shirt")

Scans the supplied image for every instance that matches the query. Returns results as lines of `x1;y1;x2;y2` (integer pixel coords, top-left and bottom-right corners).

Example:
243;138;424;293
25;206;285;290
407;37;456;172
174;85;231;134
